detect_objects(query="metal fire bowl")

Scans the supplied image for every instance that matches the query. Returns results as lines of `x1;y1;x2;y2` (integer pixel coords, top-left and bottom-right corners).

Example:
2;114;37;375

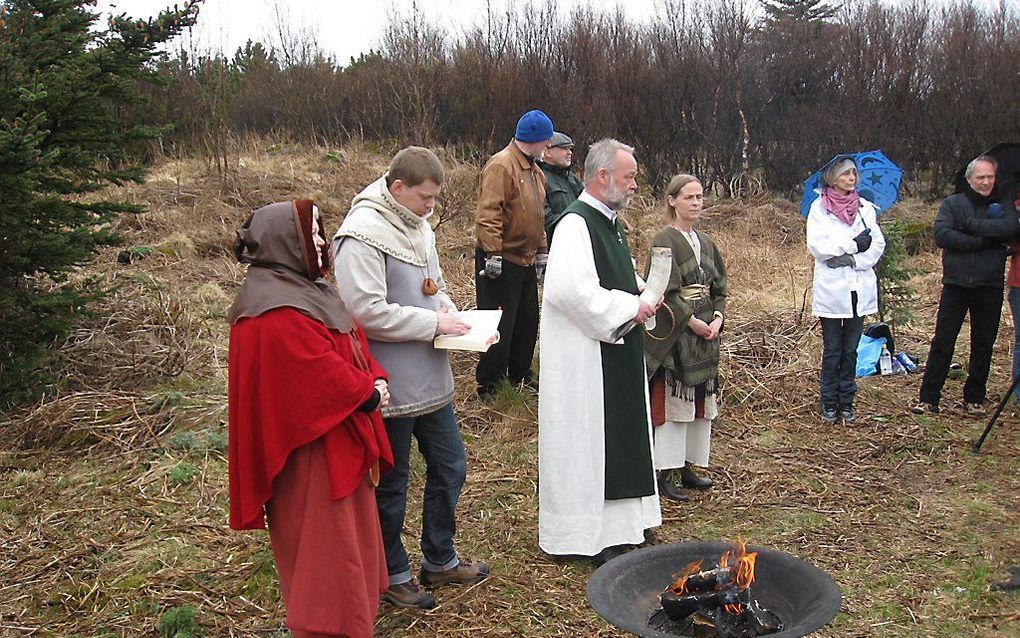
587;541;842;638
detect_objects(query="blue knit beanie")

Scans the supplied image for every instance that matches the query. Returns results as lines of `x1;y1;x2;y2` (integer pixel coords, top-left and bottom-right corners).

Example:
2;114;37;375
515;110;554;143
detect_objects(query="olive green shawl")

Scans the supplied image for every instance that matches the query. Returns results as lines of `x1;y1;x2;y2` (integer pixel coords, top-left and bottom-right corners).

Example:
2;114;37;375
644;227;727;387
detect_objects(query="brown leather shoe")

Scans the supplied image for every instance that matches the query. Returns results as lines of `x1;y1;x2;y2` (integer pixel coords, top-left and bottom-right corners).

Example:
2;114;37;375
419;559;490;587
380;581;436;609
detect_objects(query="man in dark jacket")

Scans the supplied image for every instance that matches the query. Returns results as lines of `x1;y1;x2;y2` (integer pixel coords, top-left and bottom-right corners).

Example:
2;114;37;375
913;155;1019;415
538;132;584;241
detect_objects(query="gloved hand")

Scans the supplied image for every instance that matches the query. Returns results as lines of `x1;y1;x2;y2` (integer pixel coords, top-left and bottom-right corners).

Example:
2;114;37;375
825;254;855;268
988;203;1004;219
481;254;502;279
535;253;548;283
852;228;872;253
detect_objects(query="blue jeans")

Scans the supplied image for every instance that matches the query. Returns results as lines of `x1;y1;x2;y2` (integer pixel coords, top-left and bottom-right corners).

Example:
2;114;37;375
819;315;864;408
376;402;467;585
1009;287;1020;403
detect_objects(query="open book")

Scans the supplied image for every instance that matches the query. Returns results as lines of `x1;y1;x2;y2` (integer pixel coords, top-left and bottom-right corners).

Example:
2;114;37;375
433;309;502;352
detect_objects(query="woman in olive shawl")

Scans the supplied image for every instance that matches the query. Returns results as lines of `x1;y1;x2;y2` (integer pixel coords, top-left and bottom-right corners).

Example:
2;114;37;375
644;175;726;503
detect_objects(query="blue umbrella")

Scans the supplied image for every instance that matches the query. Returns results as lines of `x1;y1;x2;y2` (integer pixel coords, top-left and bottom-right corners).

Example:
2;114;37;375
800;150;903;217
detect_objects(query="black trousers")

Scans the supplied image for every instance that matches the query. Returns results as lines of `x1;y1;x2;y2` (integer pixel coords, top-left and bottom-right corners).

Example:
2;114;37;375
918;284;1003;405
474;248;538;393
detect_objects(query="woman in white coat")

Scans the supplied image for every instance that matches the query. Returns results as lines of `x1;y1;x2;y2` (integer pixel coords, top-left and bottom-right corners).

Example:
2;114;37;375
806;156;886;424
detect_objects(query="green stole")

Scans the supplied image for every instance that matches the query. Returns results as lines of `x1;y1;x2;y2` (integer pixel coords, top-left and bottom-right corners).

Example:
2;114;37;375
561;201;655;500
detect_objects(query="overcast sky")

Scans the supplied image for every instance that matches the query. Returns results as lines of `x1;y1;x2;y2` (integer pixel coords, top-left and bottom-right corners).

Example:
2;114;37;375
95;0;659;62
95;0;1005;64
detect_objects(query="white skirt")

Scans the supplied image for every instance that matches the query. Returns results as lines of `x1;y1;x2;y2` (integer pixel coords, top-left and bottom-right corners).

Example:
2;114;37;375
653;417;712;469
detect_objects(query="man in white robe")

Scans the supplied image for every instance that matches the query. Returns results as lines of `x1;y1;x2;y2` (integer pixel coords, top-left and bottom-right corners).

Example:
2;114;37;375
538;139;662;563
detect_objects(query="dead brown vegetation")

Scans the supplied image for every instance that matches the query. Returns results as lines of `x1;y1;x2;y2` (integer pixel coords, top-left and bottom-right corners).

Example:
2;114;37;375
1;144;1018;638
146;1;1019;198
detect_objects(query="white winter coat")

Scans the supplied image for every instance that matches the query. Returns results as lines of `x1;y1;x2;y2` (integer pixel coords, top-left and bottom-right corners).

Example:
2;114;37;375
806;195;886;318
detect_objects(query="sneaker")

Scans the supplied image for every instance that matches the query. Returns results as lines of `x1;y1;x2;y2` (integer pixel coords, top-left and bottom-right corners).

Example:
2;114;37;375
839;405;855;423
911;402;939;415
964;402;987;416
420;559;490;588
381;581;436;609
821;405;838;423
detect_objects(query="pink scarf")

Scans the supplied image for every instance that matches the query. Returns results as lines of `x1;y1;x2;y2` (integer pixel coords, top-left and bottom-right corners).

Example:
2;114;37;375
821;186;860;226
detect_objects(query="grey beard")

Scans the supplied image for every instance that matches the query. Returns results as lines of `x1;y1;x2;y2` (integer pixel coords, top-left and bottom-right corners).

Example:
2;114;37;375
604;182;632;211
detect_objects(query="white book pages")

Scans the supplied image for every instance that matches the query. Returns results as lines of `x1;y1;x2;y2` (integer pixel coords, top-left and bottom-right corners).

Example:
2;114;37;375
433;309;502;352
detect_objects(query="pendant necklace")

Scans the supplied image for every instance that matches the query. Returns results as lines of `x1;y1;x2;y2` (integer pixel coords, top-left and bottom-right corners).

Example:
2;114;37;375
417;226;438;295
421;271;439;296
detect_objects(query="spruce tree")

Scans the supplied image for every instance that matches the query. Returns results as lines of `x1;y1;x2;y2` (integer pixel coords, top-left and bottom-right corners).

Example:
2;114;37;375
0;0;200;405
759;0;841;23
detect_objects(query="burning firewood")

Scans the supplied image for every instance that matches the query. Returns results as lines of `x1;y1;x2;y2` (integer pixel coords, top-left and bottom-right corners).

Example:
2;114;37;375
649;541;784;637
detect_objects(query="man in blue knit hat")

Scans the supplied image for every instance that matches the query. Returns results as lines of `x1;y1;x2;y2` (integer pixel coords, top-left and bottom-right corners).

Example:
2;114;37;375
474;109;554;400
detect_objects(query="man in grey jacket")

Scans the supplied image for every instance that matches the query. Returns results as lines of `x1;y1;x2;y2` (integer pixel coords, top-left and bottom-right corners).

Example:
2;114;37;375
333;146;489;609
913;155;1019;416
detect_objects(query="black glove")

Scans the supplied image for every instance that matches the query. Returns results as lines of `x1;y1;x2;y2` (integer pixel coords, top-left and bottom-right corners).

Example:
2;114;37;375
825;254;855;269
853;228;872;253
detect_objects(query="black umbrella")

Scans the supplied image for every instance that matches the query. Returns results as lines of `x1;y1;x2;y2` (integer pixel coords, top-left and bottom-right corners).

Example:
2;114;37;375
954;142;1020;197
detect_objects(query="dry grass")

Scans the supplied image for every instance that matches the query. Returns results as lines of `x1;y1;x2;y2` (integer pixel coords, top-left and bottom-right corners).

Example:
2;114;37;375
1;144;1018;638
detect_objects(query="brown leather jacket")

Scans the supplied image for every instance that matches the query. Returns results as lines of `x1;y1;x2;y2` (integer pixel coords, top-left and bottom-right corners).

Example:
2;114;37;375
475;141;548;266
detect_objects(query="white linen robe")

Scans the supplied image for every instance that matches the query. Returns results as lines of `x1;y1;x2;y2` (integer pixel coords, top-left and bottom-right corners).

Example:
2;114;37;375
538;213;662;556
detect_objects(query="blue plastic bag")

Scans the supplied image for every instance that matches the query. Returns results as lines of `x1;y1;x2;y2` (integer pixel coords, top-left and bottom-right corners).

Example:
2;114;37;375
856;335;886;377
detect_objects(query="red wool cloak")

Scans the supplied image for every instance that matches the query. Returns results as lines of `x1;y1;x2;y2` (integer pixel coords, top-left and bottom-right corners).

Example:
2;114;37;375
229;306;393;530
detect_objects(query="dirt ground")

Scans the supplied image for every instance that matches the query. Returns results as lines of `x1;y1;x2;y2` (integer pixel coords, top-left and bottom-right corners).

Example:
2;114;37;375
1;145;1017;638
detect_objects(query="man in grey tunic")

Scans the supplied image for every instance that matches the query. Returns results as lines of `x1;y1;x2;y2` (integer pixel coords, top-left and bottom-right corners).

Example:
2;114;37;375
332;147;489;609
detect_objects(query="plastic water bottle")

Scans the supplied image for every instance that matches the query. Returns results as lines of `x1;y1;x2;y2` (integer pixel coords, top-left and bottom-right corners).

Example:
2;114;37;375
891;356;906;375
896;352;917;372
879;346;893;375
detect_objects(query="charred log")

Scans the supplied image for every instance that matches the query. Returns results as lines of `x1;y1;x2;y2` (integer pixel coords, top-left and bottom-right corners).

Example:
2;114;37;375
654;574;783;637
672;566;736;592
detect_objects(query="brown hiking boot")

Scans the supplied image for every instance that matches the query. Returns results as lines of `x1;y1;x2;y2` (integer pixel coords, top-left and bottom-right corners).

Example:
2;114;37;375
380;581;436;609
419;559;490;588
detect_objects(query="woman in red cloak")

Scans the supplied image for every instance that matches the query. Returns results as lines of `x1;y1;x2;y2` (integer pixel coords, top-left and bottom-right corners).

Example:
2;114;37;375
227;200;393;638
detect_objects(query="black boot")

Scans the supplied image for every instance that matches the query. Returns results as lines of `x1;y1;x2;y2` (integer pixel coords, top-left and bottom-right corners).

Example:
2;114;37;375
679;463;713;489
657;470;689;502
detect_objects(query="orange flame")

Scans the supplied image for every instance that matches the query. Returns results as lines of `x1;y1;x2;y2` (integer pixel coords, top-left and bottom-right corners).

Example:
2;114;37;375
668;559;704;595
667;540;758;616
721;539;757;614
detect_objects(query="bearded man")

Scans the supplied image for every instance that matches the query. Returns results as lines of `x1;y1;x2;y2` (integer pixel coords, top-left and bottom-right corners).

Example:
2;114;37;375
537;138;661;564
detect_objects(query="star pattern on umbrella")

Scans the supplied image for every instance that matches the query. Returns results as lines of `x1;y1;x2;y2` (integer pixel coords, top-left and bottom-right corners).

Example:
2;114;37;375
800;150;902;217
